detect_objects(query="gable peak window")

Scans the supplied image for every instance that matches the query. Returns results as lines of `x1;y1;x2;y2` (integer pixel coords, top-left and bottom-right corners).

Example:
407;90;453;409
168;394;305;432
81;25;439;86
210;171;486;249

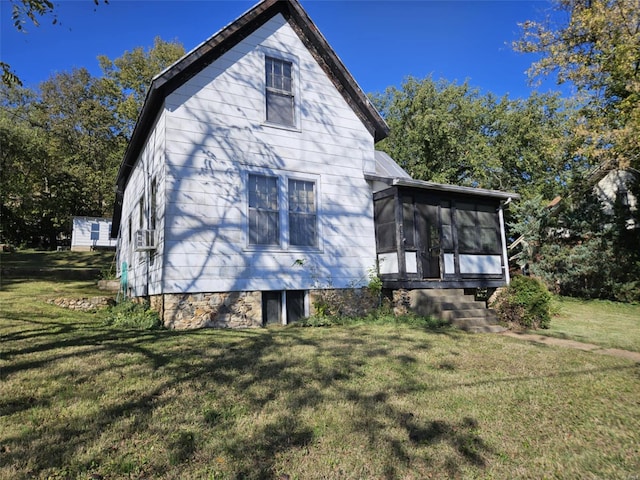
265;56;294;127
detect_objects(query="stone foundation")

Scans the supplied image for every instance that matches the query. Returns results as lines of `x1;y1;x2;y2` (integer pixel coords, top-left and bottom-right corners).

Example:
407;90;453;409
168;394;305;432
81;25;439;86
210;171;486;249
391;289;411;316
146;288;380;330
154;292;262;330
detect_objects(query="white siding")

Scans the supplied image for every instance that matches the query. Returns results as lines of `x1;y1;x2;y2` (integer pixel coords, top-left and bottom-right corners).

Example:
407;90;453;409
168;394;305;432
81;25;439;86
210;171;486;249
71;217;115;251
594;170;638;215
158;14;377;294
116;111;166;296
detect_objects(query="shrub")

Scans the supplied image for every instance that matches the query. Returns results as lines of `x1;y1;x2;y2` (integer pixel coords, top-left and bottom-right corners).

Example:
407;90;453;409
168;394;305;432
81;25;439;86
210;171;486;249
492;275;552;330
105;299;161;330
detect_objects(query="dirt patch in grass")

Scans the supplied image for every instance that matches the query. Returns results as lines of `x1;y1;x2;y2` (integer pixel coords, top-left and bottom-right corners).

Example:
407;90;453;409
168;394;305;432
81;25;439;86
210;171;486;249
535;297;640;352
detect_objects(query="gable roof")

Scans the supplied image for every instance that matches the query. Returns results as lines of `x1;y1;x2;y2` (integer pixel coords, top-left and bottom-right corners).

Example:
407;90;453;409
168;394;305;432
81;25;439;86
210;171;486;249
111;0;389;237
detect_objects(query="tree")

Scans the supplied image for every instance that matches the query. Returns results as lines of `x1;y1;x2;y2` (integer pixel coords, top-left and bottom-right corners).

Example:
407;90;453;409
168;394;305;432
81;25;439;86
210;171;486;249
372;77;488;185
36;68;126;216
1;37;184;247
99;37;185;137
1;69;124;247
515;0;640;170
371;76;579;200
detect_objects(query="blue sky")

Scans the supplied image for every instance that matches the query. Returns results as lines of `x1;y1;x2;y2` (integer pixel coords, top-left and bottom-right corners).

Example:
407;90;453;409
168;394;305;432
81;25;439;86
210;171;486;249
1;0;562;99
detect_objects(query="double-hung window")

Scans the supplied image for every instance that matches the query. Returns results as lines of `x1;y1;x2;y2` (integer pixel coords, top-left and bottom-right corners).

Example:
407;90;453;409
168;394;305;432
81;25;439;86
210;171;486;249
90;223;100;241
265;57;294;127
288;179;317;247
247;173;318;248
248;174;280;245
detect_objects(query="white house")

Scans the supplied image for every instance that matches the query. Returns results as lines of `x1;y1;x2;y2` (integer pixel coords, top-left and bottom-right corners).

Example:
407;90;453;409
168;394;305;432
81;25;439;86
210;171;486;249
593;168;639;229
111;0;390;328
111;0;517;329
71;216;116;251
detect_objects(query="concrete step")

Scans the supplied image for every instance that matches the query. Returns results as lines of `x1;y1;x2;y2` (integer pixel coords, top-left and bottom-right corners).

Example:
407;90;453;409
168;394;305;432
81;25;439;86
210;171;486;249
464;324;508;333
441;309;497;321
405;288;503;334
439;301;488;311
450;316;498;328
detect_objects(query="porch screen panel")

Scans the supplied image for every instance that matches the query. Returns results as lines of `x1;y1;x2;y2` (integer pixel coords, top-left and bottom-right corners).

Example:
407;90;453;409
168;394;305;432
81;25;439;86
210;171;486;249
401;197;415;248
456;203;477;252
477;204;501;254
374;196;396;251
440;201;453;250
456;202;501;254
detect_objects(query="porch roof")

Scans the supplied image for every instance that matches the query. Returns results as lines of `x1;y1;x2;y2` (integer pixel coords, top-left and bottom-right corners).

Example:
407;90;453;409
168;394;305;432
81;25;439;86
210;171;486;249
367;175;520;201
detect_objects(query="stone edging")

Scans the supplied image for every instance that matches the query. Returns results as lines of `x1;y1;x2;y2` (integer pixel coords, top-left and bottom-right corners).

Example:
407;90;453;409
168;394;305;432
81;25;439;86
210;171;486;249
47;296;115;312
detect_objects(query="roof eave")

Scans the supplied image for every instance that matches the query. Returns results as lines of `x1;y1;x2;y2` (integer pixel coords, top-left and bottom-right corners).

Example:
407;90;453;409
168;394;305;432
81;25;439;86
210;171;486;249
389;177;520;201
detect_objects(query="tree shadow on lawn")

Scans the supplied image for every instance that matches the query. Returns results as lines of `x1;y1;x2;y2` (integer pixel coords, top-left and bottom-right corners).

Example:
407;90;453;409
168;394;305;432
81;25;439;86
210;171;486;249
2;316;636;479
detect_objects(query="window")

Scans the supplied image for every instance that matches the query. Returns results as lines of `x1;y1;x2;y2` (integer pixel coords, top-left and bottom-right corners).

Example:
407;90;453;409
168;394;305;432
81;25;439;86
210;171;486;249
288;179;317;246
90;223;100;241
139;196;144;230
150;177;157;231
262;290;307;325
247;173;319;248
265;57;294;127
617;187;630;207
128;217;132;243
249;174;279;245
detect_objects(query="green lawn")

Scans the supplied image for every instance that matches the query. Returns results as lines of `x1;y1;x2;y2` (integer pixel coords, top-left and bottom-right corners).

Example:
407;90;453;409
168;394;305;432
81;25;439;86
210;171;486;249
540;297;640;352
1;249;114;270
1;280;639;479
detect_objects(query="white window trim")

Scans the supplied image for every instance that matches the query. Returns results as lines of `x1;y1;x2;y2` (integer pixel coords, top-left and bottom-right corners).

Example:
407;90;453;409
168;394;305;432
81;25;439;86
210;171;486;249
259;47;301;132
243;168;322;252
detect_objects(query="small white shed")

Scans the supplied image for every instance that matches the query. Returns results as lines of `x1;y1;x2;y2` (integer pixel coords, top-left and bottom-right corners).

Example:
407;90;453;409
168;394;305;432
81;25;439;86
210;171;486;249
71;217;116;251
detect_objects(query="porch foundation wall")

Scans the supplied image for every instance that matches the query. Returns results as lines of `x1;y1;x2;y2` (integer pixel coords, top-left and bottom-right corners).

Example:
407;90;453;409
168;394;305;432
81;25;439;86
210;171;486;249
308;288;379;318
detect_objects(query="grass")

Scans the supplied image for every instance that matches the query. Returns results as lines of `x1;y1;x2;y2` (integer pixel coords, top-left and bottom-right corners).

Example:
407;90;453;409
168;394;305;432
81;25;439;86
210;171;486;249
537;297;640;352
1;249;115;271
1;249;116;284
1;280;639;479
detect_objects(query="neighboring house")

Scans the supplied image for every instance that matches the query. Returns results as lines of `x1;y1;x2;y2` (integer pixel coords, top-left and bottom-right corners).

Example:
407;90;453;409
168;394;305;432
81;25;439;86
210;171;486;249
111;0;517;329
593;168;639;229
71;217;116;251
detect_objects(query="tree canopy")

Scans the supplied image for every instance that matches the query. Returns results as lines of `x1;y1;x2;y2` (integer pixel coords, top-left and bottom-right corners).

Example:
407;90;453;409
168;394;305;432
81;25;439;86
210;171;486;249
0;38;184;248
515;0;640;170
371;76;580;200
